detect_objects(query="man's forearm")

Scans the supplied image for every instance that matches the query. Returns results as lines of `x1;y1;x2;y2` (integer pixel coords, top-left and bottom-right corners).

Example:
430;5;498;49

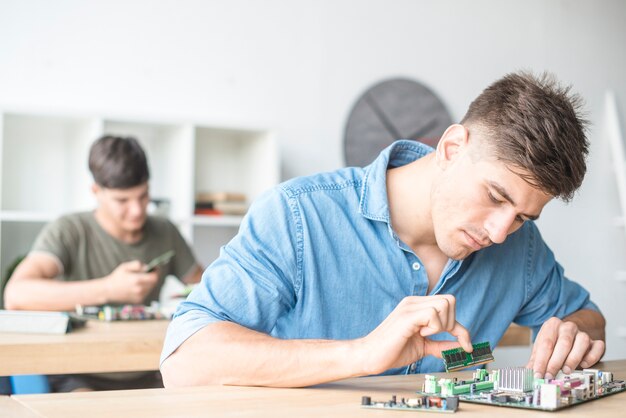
563;309;606;341
4;277;108;311
161;321;365;388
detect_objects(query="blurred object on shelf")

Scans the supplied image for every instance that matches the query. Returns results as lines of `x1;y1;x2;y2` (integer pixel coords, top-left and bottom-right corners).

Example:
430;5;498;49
196;192;246;203
195;191;248;216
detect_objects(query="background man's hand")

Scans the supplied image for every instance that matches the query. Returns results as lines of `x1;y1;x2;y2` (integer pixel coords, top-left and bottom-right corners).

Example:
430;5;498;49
103;260;159;304
527;317;605;379
355;295;473;375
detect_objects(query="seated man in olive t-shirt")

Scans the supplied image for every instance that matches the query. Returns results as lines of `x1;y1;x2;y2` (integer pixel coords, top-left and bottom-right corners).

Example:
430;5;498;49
3;135;203;392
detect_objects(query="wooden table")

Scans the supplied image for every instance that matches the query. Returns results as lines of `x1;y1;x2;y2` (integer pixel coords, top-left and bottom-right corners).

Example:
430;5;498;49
0;320;169;376
11;359;626;417
0;319;528;377
499;323;531;346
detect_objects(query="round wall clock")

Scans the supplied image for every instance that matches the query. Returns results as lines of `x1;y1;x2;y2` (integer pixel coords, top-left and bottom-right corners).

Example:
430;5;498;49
344;78;453;167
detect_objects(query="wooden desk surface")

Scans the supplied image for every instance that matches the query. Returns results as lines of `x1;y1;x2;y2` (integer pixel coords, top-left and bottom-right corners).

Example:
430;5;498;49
12;359;626;418
0;320;168;376
498;323;531;346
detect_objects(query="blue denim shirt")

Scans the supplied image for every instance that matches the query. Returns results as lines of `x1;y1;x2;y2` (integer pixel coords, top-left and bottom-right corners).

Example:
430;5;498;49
161;140;598;375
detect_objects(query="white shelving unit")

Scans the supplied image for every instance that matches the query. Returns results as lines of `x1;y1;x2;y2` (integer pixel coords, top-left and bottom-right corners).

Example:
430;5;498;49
0;111;279;278
187;215;244;227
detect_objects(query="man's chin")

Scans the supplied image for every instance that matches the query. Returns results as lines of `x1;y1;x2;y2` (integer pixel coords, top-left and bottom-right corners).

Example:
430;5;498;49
453;253;473;261
442;244;475;261
124;220;146;232
436;234;477;260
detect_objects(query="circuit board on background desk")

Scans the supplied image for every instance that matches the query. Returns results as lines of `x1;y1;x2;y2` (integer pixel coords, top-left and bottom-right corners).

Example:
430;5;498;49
75;303;168;321
421;367;626;412
361;394;458;413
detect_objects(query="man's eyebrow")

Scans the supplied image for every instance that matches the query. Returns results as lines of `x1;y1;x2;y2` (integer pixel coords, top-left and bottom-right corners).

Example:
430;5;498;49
487;181;540;221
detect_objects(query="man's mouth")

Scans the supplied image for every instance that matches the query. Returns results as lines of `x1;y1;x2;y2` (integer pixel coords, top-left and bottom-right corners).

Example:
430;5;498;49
464;231;485;250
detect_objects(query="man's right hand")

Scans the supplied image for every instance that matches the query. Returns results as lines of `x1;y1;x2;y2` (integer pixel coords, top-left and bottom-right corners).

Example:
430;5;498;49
355;295;473;375
103;260;159;304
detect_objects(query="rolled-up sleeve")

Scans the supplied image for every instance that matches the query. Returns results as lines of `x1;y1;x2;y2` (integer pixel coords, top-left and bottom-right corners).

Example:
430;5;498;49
513;222;600;337
160;187;301;365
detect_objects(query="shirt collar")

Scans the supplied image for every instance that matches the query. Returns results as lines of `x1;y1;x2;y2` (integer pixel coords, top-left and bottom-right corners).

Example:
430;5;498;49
359;140;435;222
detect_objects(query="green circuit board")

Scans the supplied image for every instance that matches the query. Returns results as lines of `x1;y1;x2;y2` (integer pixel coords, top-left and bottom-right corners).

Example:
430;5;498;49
442;341;494;372
421;367;626;412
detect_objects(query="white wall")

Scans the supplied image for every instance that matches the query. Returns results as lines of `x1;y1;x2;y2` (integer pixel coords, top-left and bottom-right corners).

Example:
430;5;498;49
1;0;625;359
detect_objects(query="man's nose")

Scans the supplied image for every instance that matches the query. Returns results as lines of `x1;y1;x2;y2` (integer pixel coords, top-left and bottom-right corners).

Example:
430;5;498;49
485;211;516;244
128;200;145;217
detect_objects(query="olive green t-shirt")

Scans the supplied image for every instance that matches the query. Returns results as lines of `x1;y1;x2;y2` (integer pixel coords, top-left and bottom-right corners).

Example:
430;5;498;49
30;211;198;385
31;211;197;302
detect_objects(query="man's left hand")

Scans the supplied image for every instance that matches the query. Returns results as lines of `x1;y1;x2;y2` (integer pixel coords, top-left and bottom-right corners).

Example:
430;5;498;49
526;317;605;379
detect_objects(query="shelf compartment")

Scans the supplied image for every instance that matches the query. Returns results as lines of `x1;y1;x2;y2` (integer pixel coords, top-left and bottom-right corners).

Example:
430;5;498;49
194;126;278;205
1;113;99;213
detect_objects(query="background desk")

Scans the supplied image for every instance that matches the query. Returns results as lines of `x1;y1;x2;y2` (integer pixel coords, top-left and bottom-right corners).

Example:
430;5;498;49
0;320;168;376
11;359;626;418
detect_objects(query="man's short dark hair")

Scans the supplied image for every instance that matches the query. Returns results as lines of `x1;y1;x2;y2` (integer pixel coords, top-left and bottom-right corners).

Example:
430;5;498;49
461;71;589;202
88;135;150;189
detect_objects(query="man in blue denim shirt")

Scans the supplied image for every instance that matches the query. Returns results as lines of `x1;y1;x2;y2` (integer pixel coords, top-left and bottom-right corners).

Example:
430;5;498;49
161;72;605;387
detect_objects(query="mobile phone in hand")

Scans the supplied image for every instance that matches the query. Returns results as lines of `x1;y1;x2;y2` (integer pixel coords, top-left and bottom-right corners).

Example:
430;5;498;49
144;250;175;272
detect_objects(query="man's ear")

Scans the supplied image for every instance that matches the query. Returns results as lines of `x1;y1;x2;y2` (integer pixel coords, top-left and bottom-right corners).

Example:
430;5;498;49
91;183;101;196
435;124;469;168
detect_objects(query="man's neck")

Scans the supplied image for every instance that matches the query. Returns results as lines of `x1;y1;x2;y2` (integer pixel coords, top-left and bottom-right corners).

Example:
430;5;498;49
386;153;437;250
387;153;449;292
93;209;143;244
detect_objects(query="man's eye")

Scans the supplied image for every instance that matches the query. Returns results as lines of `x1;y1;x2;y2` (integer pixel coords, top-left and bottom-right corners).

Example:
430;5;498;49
488;192;501;204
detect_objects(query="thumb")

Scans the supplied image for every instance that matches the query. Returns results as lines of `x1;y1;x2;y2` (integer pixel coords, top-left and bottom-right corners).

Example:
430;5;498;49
424;339;467;359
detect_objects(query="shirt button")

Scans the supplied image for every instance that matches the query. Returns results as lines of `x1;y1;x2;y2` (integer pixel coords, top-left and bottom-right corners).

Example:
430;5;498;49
410;363;417;373
412;262;421;271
